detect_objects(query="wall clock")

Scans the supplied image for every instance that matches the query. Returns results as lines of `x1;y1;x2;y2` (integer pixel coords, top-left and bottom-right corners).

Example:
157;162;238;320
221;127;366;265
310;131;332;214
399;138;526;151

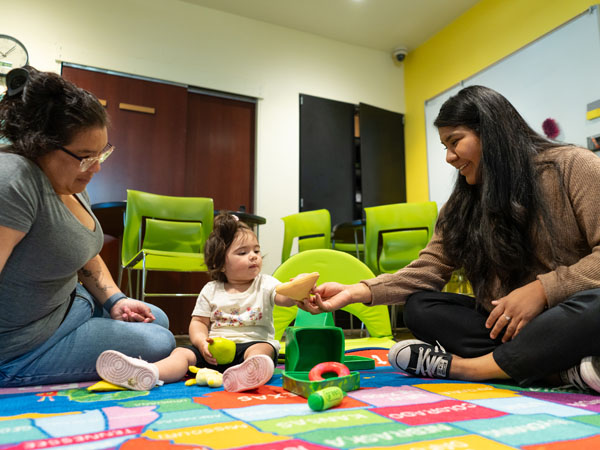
0;35;29;78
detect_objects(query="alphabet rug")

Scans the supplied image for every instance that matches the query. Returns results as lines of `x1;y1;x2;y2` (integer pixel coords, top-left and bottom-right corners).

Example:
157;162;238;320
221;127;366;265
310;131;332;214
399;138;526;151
1;348;600;449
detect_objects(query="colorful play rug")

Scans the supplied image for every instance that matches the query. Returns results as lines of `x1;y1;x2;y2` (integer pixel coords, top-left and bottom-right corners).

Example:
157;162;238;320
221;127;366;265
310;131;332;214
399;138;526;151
2;348;600;449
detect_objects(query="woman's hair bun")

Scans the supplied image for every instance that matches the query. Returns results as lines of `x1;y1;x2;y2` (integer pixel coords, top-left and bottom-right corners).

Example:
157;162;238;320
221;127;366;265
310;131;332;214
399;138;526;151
6;67;29;98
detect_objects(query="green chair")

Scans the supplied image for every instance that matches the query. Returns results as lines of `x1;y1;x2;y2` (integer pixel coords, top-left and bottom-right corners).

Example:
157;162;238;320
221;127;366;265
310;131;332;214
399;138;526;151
272;249;395;351
119;189;214;301
364;201;438;329
281;209;332;263
364;201;438;276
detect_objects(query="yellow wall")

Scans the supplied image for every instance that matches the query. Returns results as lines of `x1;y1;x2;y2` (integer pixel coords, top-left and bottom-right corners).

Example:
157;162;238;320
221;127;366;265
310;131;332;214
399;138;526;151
404;0;595;202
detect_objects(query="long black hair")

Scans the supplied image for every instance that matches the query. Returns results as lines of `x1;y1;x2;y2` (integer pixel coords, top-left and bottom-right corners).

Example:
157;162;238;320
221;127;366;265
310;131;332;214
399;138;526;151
434;85;564;302
0;66;107;160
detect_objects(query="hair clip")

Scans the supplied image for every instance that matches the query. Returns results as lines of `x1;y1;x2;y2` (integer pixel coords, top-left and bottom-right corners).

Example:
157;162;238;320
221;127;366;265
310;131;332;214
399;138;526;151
6;67;29;98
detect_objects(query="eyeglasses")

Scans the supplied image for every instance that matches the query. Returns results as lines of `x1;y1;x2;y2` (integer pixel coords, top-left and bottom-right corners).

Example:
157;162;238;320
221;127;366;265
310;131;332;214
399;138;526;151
59;143;115;172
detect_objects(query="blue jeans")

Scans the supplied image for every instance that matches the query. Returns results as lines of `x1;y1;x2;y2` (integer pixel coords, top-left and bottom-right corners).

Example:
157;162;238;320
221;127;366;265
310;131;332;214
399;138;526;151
0;284;176;387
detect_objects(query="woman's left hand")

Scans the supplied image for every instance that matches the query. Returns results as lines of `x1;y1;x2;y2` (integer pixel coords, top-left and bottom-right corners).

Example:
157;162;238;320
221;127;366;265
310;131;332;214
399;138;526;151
110;298;156;323
486;280;547;343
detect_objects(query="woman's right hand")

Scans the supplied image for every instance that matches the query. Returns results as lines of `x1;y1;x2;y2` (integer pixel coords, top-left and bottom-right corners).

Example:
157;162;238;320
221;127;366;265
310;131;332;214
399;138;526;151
301;282;371;314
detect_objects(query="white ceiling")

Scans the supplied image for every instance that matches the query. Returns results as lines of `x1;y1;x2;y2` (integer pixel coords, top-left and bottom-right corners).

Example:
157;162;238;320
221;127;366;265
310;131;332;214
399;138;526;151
180;0;481;54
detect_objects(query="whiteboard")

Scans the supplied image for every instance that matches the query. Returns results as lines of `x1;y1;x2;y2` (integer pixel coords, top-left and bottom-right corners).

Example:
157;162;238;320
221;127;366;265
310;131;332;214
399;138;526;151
425;6;600;209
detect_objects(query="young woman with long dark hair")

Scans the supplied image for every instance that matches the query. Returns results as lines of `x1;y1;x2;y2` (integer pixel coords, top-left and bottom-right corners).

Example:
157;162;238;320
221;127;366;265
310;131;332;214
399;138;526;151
305;85;600;392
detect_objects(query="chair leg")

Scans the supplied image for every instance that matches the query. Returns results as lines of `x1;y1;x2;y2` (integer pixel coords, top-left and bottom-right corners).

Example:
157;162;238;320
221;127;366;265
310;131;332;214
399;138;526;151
117;265;124;290
122;268;132;298
390;305;397;331
135;269;140;299
141;252;153;303
141;268;148;303
132;269;139;299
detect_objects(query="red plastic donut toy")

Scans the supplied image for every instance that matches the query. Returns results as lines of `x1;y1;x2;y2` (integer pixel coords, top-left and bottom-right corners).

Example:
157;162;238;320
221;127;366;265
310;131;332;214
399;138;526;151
308;362;350;381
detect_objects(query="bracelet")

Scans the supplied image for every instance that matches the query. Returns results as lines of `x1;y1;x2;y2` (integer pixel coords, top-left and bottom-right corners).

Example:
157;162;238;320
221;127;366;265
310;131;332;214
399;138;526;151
103;292;128;313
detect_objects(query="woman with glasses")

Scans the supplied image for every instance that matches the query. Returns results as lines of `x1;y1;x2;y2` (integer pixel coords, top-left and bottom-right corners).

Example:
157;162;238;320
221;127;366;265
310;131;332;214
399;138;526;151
0;66;175;387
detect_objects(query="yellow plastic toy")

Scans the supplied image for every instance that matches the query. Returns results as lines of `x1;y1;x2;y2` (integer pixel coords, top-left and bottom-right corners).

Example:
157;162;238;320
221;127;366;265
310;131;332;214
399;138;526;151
185;366;223;388
87;380;127;392
276;272;319;303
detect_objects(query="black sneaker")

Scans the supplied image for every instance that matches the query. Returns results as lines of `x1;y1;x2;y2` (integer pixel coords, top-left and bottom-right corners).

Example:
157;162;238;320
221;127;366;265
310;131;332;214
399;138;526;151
388;339;452;378
560;356;600;393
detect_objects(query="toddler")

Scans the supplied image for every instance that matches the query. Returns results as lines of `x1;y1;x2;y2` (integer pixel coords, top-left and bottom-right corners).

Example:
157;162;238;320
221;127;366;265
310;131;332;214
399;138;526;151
96;213;298;391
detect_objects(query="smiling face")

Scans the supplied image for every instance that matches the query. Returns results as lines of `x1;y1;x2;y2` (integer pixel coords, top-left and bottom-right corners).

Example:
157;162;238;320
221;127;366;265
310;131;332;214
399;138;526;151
439;125;483;185
223;230;262;285
36;126;109;195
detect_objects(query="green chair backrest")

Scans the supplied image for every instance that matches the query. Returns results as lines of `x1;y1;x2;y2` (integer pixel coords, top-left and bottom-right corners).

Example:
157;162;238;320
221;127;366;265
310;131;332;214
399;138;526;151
122;190;214;266
281;209;332;263
272;249;392;340
364;201;438;275
143;218;204;253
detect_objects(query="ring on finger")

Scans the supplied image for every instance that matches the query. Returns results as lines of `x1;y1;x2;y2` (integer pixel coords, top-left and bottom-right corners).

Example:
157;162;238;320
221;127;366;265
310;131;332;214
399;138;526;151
504;315;511;322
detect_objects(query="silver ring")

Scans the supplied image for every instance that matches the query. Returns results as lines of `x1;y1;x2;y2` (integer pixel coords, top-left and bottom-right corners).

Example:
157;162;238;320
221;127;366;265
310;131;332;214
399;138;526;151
504;315;511;322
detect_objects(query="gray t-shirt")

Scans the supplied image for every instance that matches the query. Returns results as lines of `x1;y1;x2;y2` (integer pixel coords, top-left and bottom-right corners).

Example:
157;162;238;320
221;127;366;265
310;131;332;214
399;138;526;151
0;153;103;361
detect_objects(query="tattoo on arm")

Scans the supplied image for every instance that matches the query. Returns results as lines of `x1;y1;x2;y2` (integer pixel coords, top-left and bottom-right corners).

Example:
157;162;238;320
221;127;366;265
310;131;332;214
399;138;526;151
78;267;111;293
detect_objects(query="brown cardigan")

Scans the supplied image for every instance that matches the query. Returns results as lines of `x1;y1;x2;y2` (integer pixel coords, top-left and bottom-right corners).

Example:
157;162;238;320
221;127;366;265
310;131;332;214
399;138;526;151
363;146;600;312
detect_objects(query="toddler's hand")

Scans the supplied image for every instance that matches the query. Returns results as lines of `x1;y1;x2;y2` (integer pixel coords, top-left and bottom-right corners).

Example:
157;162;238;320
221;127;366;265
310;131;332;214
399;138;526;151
201;338;218;366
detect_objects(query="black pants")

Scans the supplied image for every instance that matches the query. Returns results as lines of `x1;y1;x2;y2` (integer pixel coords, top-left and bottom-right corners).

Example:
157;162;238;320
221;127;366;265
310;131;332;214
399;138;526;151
184;341;278;373
403;289;600;386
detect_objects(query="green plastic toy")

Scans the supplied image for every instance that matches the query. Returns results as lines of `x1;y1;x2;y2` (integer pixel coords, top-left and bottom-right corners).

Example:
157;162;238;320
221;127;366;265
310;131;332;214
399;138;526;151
308;386;345;411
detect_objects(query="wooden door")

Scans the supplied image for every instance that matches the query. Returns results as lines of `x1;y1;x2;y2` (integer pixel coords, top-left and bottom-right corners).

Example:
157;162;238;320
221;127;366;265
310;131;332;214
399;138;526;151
62;66;197;334
185;92;256;212
62;66;256;334
61;66;189;202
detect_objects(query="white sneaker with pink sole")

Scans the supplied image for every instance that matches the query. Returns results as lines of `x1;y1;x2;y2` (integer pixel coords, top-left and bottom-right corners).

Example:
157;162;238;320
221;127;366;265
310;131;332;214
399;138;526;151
222;354;274;392
96;350;162;391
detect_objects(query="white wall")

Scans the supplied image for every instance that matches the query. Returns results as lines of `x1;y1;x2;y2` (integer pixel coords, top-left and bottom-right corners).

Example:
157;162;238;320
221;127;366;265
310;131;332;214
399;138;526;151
5;0;405;274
